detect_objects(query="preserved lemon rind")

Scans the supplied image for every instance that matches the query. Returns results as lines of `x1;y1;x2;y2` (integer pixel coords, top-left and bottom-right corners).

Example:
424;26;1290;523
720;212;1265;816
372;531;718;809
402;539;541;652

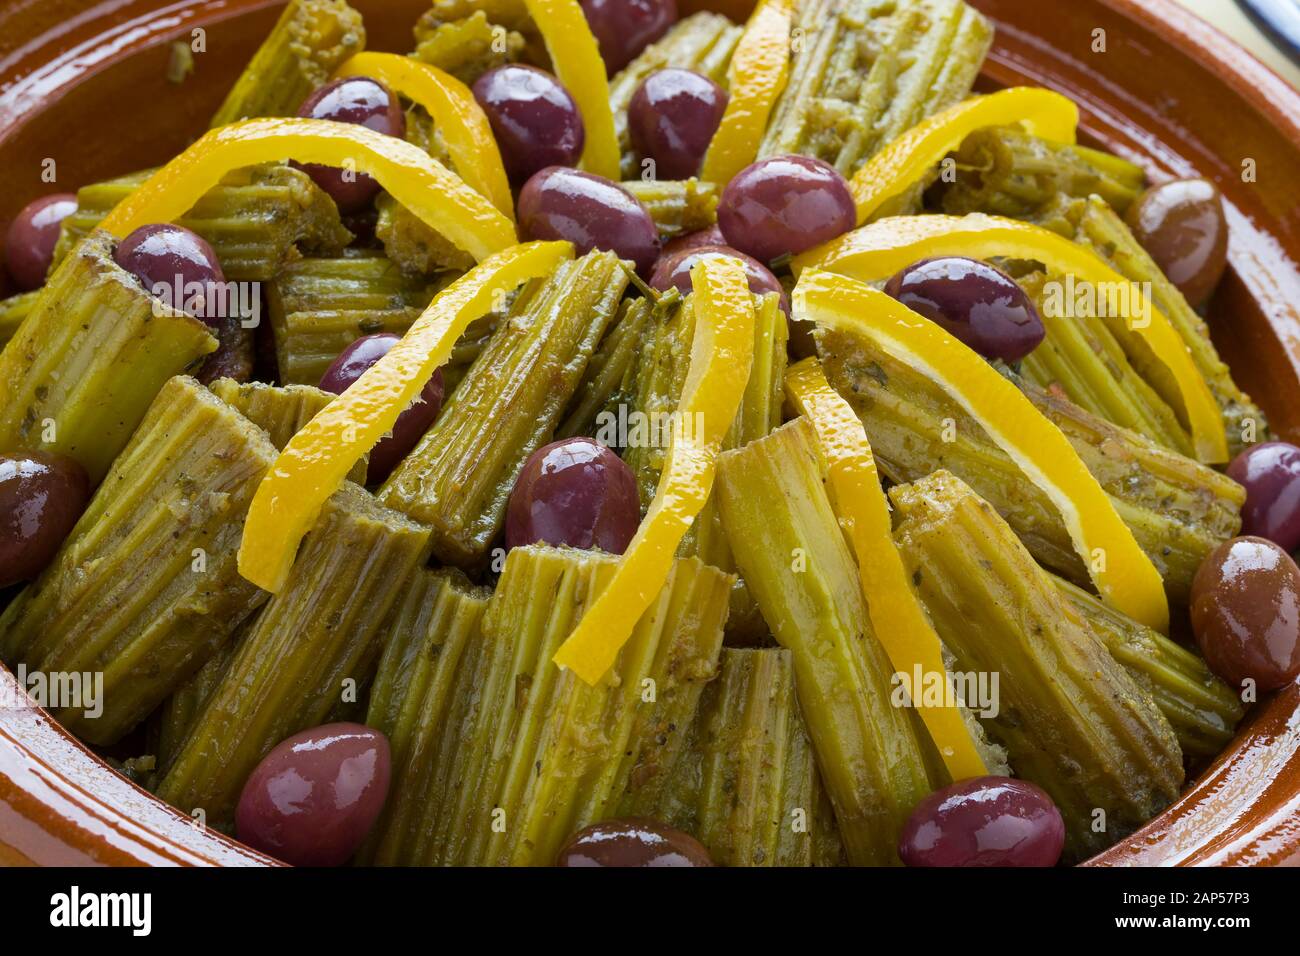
210;0;365;127
0;376;275;744
53;165;352;282
759;0;992;180
716;418;933;865
378;251;628;567
621;178;719;240
890;469;1184;861
154;482;430;824
0;232;217;483
818;327;1244;603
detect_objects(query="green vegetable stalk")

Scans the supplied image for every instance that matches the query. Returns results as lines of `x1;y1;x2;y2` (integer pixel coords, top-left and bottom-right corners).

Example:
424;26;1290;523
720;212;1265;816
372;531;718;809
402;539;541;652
621;178;719;240
556;297;655;441
410;11;526;84
0;291;37;349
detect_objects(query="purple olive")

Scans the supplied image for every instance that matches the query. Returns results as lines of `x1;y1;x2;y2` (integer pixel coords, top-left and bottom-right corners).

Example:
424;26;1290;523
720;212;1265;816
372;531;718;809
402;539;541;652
579;0;678;74
235;722;391;867
319;333;444;484
1227;441;1300;552
898;776;1065;867
1125;178;1228;308
114;224;227;328
884;256;1045;362
628;69;728;180
506;437;640;554
659;223;725;261
5;194;77;291
650;244;788;313
295;76;406;214
472;65;585;184
0;451;90;588
718;155;856;264
517;167;661;277
556;817;713;866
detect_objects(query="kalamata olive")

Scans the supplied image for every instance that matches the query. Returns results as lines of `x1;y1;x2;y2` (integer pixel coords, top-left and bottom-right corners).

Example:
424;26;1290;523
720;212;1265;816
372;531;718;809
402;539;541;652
718;155;856;263
1227;442;1300;552
1124;178;1228;308
295;76;406;214
884;256;1045;362
319;333;444;484
659;223;725;261
235;722;391;867
579;0;678;74
0;451;90;588
517;167;661;277
650;244;788;314
472;65;585;184
1190;536;1300;692
114;224;228;328
5;193;77;291
628;69;728;180
898;776;1065;867
556;817;713;866
506;437;640;553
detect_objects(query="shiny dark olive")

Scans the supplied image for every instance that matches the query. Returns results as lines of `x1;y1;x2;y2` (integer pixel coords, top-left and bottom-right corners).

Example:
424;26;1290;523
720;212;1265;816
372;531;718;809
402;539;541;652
1124;178;1228;308
1227;442;1300;553
650;244;788;313
579;0;678;74
717;155;857;263
295;76;406;214
556;817;713;866
1190;536;1300;693
114;224;228;328
472;65;585;184
517;167;661;277
319;333;444;484
659;223;725;261
5;193;77;291
235;723;391;867
506;437;640;554
884;256;1045;362
628;68;728;180
0;451;90;588
898;776;1065;867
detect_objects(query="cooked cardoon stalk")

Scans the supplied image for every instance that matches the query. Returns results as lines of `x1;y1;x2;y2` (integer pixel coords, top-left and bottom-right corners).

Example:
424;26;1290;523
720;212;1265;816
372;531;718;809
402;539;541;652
668;647;844;866
1061;197;1266;457
379;252;628;567
208;377;368;482
0;291;36;348
1055;577;1244;758
155;630;241;774
375;193;475;276
758;0;992;179
623;296;694;506
557;297;654;440
358;569;491;866
621;179;719;239
0;377;275;744
155;482;429;824
890;470;1184;860
410;10;526;84
0;232;216;483
716;418;933;866
818;328;1244;603
53;164;351;282
265;250;442;385
1017;270;1193;456
209;0;365;126
609;12;742;178
937;127;1146;218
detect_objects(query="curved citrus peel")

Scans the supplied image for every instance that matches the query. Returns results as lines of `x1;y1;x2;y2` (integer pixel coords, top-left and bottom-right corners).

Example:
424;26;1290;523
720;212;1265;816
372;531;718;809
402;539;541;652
522;0;621;180
794;269;1170;634
334;52;515;219
794;213;1228;464
100;118;517;261
237;240;572;593
700;0;794;186
553;257;756;683
785;357;990;780
850;87;1079;223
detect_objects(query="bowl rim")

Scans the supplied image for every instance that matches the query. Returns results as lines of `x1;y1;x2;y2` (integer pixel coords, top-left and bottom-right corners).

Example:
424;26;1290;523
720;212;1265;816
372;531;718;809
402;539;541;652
1;0;1299;867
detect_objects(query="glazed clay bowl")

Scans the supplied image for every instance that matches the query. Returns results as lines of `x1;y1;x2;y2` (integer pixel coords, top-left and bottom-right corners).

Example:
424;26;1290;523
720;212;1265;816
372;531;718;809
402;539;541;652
2;0;1299;866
